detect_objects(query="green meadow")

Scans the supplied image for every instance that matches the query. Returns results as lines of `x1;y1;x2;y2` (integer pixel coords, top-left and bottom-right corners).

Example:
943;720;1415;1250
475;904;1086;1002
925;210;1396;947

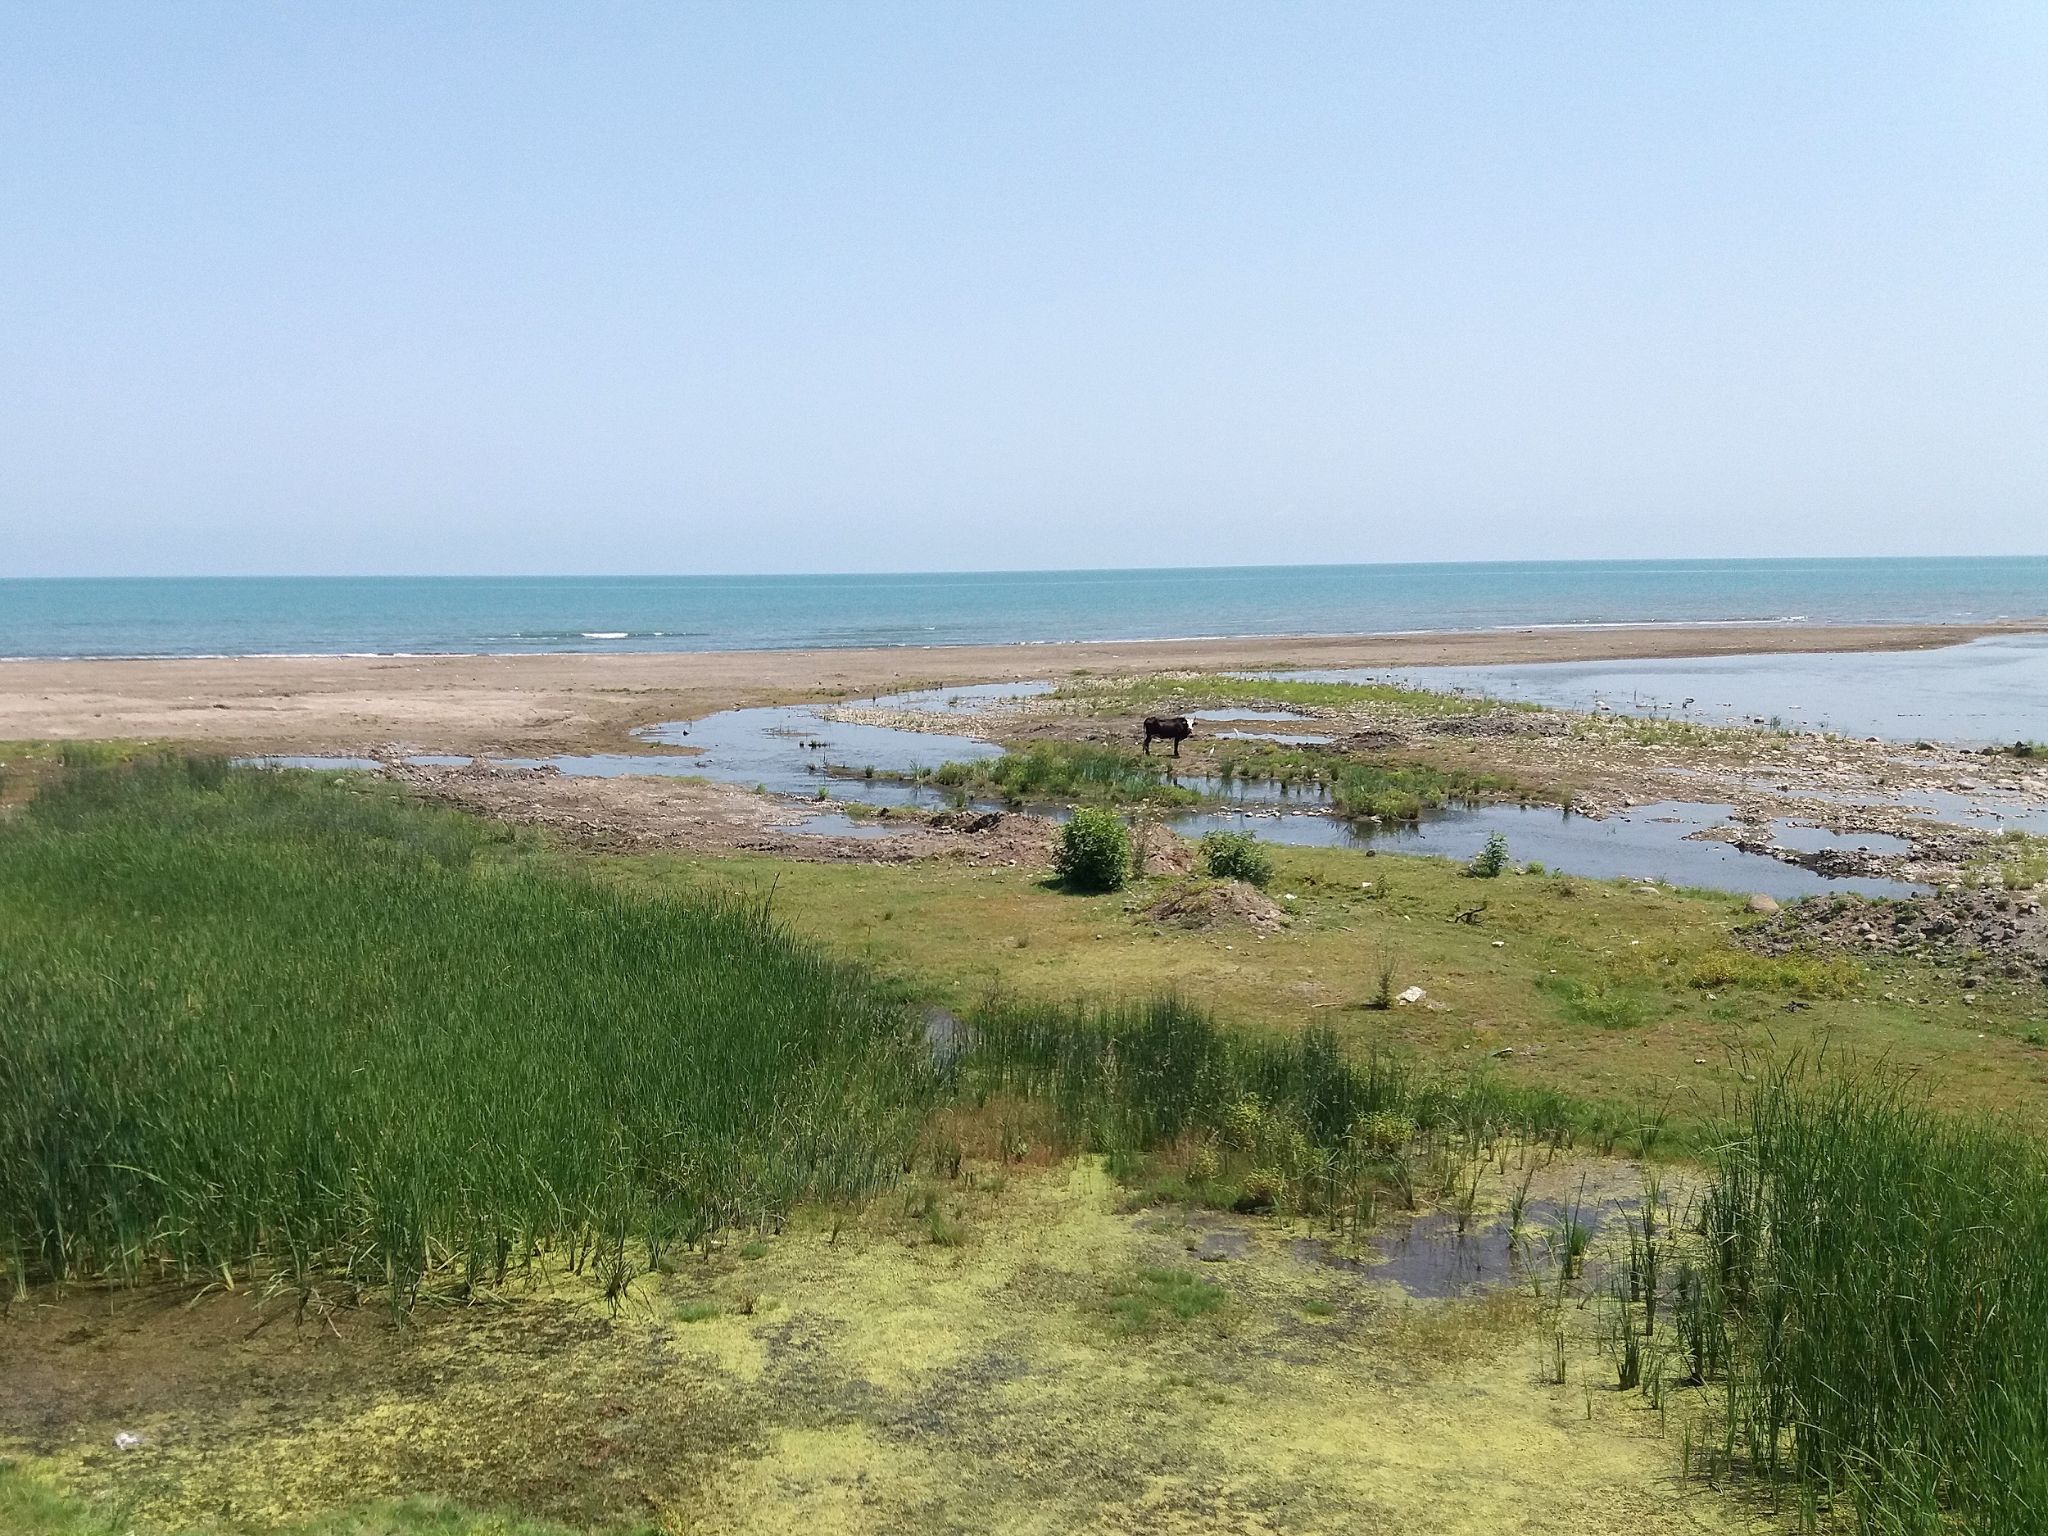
6;755;2048;1534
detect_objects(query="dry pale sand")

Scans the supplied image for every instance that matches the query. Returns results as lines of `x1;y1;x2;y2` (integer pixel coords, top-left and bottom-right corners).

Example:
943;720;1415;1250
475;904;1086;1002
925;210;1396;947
1;621;2039;756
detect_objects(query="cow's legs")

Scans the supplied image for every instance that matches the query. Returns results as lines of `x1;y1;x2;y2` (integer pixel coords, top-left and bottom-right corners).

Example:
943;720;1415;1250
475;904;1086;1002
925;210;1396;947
1171;737;1180;758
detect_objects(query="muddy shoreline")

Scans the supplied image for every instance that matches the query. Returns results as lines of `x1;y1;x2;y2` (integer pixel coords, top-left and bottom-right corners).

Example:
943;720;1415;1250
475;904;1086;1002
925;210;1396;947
4;620;2042;757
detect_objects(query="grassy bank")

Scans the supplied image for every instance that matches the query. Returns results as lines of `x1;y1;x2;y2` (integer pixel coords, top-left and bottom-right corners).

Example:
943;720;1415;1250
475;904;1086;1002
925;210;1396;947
905;736;1547;821
1054;670;1525;717
0;756;935;1303
1207;738;1550;819
10;753;2048;1536
921;741;1204;806
629;845;2047;1128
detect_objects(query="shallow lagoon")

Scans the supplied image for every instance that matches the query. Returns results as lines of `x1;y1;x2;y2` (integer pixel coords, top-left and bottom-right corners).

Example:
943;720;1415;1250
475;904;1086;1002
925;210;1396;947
1274;634;2048;744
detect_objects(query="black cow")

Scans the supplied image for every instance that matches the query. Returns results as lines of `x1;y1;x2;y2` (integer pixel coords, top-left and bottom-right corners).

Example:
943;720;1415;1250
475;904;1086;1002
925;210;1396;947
1142;715;1193;757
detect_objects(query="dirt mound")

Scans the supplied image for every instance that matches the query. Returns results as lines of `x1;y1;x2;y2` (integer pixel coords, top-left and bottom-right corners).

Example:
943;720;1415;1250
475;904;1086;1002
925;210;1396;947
1142;878;1287;931
1743;889;2048;982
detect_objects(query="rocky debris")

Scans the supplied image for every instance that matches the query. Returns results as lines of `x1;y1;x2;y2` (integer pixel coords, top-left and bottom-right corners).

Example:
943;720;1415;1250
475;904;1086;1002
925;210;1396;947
1141;878;1287;932
1395;985;1428;1006
1743;889;2048;981
1419;710;1568;739
1343;729;1410;752
928;808;1003;833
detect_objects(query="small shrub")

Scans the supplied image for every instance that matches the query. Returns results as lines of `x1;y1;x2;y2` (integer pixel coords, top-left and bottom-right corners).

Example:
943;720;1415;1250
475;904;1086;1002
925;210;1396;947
1675;946;1860;998
1468;832;1510;879
675;1299;721;1323
1232;1168;1285;1212
1367;941;1397;1010
1054;807;1131;892
1198;830;1275;888
1540;974;1655;1030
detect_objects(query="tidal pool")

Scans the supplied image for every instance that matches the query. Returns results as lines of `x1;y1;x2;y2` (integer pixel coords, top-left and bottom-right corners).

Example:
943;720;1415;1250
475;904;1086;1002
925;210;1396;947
1173;801;1923;899
1214;730;1336;746
1295;1197;1626;1300
1769;821;1914;856
870;680;1056;710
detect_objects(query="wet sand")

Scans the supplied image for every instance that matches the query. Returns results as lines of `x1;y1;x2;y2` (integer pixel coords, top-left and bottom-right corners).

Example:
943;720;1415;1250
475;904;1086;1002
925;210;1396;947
2;620;2041;756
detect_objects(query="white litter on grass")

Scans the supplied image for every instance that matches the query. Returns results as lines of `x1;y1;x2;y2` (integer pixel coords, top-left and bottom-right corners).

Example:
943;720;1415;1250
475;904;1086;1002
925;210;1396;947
114;1431;145;1451
1395;985;1427;1006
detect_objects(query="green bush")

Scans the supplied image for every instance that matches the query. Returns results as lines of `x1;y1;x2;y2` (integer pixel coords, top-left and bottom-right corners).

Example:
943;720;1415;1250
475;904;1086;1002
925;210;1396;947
1198;830;1274;888
1467;831;1509;878
1053;807;1131;891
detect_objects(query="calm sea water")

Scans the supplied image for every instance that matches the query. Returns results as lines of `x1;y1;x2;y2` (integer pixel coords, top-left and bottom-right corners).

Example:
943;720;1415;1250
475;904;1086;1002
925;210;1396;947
4;558;2047;659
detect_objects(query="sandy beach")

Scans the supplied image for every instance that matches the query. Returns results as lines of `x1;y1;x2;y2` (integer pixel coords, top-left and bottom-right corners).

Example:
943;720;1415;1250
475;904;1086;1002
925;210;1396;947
2;619;2042;756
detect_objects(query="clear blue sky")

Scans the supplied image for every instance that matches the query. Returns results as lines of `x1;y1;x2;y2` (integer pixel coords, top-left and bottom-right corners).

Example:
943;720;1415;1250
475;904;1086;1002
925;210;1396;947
4;3;2044;577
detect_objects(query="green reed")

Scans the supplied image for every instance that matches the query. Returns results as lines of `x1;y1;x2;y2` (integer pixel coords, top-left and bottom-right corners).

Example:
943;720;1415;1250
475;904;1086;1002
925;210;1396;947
960;993;1594;1224
0;756;935;1306
925;741;1203;807
1675;1064;2048;1532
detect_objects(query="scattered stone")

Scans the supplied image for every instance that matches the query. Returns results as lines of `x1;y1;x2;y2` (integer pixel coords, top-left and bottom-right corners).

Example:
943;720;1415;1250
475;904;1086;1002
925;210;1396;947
929;809;1002;833
1743;889;2048;981
1395;985;1427;1006
1747;894;1781;915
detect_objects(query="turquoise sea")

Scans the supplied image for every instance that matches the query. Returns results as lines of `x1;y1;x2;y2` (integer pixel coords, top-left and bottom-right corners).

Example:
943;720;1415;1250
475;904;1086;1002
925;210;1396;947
4;558;2047;659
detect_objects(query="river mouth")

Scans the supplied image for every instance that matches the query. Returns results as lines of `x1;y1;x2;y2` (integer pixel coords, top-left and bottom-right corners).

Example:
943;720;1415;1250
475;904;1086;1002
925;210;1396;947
248;679;1935;896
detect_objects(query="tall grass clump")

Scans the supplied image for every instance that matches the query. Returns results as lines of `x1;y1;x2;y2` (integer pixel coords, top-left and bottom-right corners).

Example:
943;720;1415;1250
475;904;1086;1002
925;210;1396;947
0;756;936;1307
927;742;1202;807
962;994;1588;1224
1054;672;1526;718
1327;760;1533;822
1681;1064;2048;1532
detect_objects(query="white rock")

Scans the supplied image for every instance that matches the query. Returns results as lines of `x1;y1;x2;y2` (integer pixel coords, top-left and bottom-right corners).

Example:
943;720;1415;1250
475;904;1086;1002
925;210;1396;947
1395;985;1427;1006
115;1432;145;1451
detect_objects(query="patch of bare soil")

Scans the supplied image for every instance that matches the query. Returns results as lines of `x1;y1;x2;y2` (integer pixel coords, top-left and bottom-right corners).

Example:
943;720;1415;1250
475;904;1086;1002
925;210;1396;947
1142;878;1289;932
391;761;1063;868
1742;888;2048;983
